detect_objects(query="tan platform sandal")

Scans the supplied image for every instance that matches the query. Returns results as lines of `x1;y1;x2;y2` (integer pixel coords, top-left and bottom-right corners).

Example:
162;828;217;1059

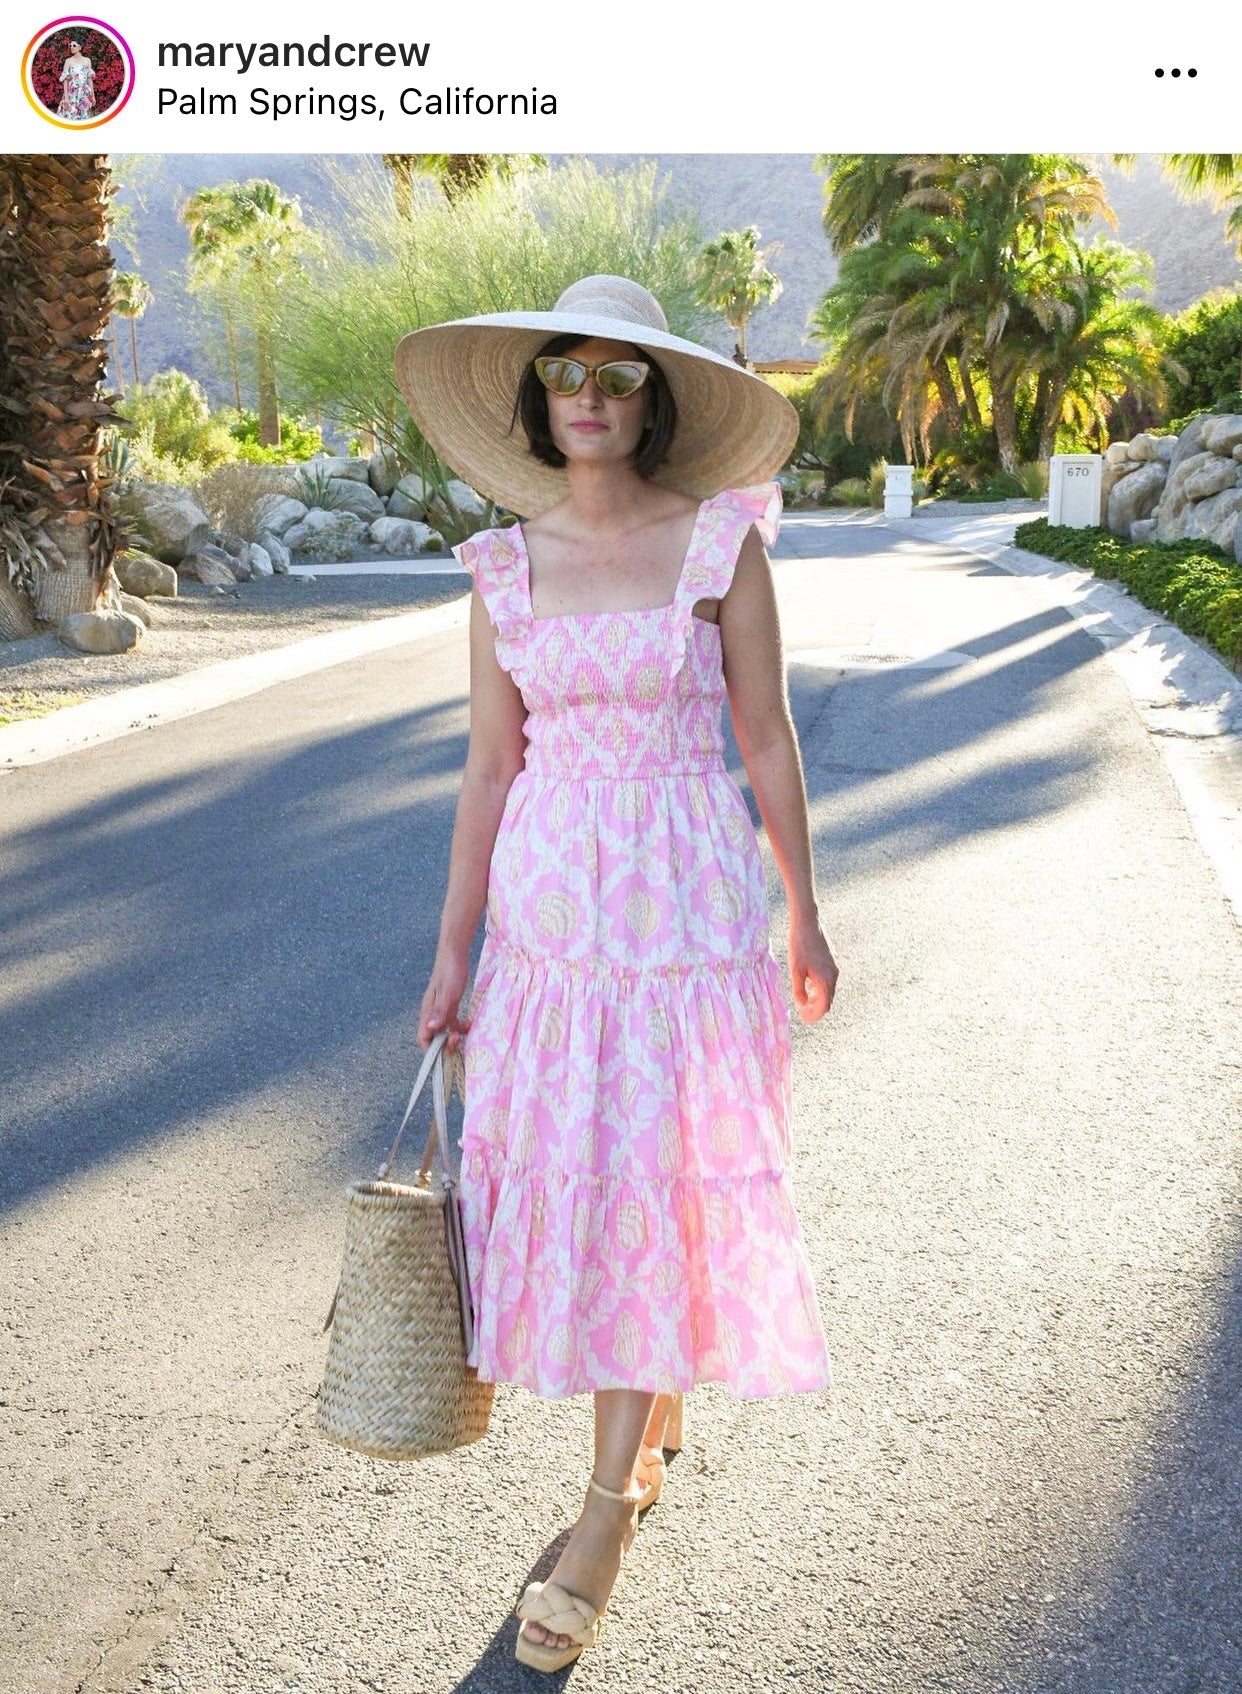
632;1390;685;1512
514;1475;642;1672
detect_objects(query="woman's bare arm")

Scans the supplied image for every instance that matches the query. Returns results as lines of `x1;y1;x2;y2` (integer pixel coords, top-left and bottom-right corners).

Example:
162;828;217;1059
420;586;529;1049
719;526;839;1019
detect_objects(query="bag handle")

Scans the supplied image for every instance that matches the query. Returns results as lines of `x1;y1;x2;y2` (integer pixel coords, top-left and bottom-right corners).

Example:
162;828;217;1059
378;1028;459;1188
321;1032;458;1336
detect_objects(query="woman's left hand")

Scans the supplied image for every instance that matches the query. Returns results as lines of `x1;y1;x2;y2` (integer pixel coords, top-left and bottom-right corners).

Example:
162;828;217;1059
789;914;839;1023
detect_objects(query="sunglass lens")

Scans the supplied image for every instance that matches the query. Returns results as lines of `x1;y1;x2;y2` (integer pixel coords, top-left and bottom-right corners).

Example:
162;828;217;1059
596;362;647;398
535;357;585;395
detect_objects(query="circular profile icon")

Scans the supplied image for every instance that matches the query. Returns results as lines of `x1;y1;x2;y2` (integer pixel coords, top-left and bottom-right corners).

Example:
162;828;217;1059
22;17;134;129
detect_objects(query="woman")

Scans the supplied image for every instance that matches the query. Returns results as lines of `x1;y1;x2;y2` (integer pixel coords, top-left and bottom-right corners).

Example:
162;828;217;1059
396;276;839;1672
56;40;95;121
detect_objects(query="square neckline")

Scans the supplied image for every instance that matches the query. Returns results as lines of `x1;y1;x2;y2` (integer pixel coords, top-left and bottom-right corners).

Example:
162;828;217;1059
512;496;712;624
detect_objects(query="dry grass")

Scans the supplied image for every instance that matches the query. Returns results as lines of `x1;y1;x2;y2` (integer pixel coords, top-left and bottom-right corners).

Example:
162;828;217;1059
192;463;298;541
0;687;93;725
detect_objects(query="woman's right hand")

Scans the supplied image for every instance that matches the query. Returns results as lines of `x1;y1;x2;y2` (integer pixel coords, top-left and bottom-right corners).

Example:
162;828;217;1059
417;944;473;1054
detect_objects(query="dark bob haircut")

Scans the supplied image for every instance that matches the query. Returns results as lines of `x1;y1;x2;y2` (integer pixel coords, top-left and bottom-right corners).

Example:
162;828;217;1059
512;333;678;479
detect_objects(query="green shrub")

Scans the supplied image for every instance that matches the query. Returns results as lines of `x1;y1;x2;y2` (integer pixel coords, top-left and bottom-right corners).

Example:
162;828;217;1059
1014;519;1242;669
829;477;871;507
1164;289;1242;417
117;370;236;474
292;462;348;510
228;410;323;464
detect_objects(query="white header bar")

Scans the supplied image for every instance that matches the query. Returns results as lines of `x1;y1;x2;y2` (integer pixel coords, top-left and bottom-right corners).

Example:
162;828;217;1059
5;0;1235;152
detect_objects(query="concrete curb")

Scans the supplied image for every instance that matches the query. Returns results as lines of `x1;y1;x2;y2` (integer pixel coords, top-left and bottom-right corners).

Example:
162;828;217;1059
0;595;470;770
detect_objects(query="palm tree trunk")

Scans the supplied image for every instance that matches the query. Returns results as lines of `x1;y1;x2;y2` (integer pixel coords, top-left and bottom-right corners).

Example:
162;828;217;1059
256;325;280;447
990;370;1020;473
954;355;984;430
0;153;120;630
109;320;125;394
1036;377;1067;463
931;360;963;433
225;312;242;410
128;315;141;387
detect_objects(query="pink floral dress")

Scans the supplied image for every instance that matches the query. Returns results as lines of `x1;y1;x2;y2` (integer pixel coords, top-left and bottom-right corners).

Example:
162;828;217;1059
452;483;833;1398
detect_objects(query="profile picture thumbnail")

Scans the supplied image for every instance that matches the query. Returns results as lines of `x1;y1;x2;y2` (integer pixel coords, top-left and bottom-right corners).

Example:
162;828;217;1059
22;18;134;128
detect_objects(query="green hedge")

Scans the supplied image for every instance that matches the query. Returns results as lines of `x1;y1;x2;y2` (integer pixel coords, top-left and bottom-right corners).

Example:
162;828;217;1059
1012;519;1242;671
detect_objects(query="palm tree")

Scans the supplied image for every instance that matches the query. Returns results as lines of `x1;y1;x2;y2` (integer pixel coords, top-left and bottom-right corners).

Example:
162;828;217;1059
181;179;308;445
695;227;783;365
814;155;1117;471
181;184;246;408
1026;240;1171;459
0;154;120;639
815;154;924;254
110;270;152;388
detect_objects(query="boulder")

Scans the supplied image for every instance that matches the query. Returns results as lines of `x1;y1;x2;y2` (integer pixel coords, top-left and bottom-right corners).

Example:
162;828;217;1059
253;493;308;536
118;591;153;628
113;549;177;599
208;529;246;559
387;474;431;520
1154;435;1176;462
128;483;211;564
283;508;367;560
1180;454;1240;503
1107;461;1166;538
1127;433;1164;463
180;546;243;586
370;516;435;555
1157;451;1242;540
246;540;274;577
325;478;386;521
440;478;489;519
1187;485;1242;552
1130;518;1157;544
306;455;369;483
258;531;291;573
57;608;145;653
368;448;401;496
1201;413;1242;456
1168;413;1212;475
1105;441;1130;467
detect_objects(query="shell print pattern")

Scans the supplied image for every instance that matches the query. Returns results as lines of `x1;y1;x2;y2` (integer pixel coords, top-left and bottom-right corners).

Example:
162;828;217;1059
449;484;833;1398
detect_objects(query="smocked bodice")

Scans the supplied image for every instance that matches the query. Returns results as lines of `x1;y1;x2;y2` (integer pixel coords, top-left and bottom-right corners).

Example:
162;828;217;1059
453;483;781;781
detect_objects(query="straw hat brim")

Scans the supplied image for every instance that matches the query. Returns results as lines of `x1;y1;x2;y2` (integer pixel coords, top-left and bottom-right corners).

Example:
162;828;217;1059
394;310;799;518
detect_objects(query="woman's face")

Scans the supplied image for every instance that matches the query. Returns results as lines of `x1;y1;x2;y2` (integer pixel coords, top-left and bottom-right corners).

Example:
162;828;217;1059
543;336;652;470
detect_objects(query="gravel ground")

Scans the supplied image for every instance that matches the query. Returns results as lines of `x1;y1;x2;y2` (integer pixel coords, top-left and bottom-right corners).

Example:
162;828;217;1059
0;570;469;722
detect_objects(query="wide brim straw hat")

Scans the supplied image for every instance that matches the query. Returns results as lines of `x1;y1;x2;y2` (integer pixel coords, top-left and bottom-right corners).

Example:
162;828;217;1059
394;275;799;518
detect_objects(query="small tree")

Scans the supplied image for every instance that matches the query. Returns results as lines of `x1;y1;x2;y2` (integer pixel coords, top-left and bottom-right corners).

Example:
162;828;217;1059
110;270;152;388
694;226;782;365
181;179;311;445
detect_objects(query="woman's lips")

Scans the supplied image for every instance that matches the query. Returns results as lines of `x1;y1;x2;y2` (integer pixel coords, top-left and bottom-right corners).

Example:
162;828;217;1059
569;420;608;432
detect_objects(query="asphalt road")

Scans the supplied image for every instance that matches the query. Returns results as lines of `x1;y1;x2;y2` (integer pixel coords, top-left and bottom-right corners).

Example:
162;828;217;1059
1;514;1239;1694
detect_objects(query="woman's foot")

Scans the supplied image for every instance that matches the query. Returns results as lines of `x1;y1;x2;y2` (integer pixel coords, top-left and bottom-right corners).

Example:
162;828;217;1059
519;1479;640;1654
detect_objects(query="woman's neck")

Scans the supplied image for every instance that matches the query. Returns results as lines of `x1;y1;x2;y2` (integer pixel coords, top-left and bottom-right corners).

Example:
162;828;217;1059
560;462;653;530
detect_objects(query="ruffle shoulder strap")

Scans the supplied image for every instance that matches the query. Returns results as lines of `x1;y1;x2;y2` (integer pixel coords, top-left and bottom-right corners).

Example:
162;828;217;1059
679;481;782;604
669;482;783;675
452;524;530;676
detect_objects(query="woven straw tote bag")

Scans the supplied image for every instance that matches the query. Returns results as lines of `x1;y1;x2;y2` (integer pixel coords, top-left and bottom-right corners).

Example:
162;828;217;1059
315;1030;494;1460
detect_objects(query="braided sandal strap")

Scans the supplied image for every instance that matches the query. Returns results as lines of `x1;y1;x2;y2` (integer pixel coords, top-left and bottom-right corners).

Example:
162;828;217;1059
588;1474;644;1505
516;1581;604;1648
